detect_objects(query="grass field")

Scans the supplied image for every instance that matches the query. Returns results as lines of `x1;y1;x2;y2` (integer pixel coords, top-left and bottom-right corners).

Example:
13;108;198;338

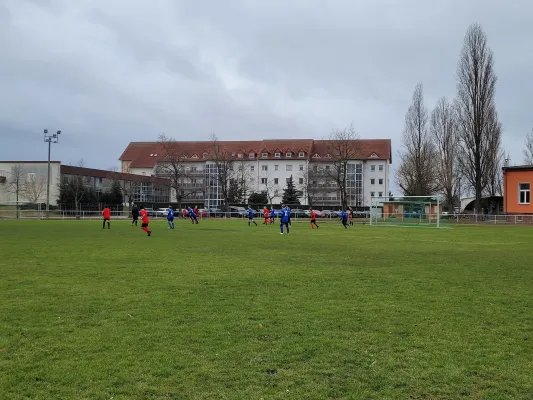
1;219;533;399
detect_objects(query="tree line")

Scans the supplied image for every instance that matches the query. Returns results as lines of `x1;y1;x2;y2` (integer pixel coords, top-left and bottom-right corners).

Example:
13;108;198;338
396;23;523;212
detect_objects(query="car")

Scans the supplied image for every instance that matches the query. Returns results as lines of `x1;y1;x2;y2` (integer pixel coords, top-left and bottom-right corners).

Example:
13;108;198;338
144;207;155;217
304;209;325;218
229;206;248;217
154;208;170;217
291;209;307;218
206;208;224;217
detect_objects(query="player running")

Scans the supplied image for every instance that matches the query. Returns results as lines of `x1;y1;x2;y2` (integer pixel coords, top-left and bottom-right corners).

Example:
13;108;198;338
188;206;198;224
280;205;290;234
340;210;349;229
102;205;111;229
263;207;270;224
167;206;175;229
349;207;354;226
131;204;139;226
140;206;152;236
310;208;319;229
247;206;257;226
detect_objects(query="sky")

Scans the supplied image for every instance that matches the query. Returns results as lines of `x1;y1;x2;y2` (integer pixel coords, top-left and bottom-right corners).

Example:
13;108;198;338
1;0;532;192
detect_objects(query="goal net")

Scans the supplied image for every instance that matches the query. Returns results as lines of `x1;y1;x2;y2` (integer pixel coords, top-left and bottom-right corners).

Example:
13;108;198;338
369;195;442;228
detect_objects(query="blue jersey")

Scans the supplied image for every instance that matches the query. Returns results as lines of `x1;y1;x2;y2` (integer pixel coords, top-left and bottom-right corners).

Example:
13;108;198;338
188;208;195;217
341;211;348;220
247;207;254;218
281;207;290;223
167;209;174;220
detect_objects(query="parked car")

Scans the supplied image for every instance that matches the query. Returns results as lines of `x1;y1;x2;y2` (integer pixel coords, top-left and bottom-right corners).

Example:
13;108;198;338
291;209;307;218
229;206;248;217
304;209;325;218
206;208;224;217
144;207;155;217
154;208;169;217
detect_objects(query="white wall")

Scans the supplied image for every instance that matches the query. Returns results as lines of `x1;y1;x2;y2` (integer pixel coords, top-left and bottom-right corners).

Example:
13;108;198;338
0;162;61;205
363;160;388;204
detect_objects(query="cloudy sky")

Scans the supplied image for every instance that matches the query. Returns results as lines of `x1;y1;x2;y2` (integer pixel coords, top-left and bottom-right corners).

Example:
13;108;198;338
1;0;532;189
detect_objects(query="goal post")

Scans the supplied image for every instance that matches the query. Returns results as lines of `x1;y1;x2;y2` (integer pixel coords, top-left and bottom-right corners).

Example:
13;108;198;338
369;195;442;228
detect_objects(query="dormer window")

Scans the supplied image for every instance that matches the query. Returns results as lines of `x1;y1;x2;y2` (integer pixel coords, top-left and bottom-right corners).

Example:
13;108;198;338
275;152;281;158
249;152;255;159
202;152;208;159
262;152;268;158
231;152;236;157
149;153;154;157
286;152;292;158
325;154;332;158
191;154;198;159
312;153;320;158
299;152;305;158
238;153;243;158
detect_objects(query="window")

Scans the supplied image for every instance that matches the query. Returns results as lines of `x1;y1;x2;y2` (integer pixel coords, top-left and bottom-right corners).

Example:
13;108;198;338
274;165;279;171
202;152;208;159
286;165;292;171
313;165;318;172
262;152;268;158
238;153;243;158
379;165;384;172
191;154;198;159
519;183;530;204
286;178;290;183
378;192;383;197
250;166;255;172
325;165;330;170
371;165;376;171
299;152;305;158
261;178;267;184
262;165;268;171
370;179;375;185
299;165;304;171
379;179;383;185
299;178;304;184
274;178;279;184
27;173;36;181
249;153;255;159
275;152;281;158
286;152;292;158
370;191;375;197
231;152;236;157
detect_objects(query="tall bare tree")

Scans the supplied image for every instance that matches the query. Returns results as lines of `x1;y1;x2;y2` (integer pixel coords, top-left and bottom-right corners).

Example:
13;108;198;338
456;23;500;212
209;134;234;210
430;97;459;209
321;123;360;209
22;175;47;204
299;167;320;207
235;159;252;203
484;108;504;197
396;83;439;196
524;127;533;164
7;165;26;218
259;170;280;206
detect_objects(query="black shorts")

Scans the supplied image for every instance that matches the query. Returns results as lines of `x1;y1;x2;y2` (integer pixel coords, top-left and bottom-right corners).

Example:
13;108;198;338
141;223;149;228
132;215;138;220
103;218;110;222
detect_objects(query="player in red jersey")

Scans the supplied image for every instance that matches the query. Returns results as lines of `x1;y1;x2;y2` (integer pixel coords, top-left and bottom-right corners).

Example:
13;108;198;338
263;207;270;224
102;205;111;229
310;208;319;229
140;206;152;236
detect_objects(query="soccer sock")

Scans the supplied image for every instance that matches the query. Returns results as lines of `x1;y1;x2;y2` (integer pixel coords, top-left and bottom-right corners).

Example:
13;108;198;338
171;222;174;229
142;226;149;233
107;222;110;229
287;224;290;234
248;221;250;226
253;221;257;226
280;224;283;233
102;220;106;229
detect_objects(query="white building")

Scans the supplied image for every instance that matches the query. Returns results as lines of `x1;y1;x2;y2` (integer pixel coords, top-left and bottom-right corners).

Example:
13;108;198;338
119;139;392;209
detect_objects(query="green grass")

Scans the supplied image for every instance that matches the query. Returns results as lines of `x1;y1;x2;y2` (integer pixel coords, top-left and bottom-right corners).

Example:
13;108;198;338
1;219;533;399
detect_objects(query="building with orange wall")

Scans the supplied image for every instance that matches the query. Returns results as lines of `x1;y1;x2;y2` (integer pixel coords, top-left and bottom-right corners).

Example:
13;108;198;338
503;166;533;214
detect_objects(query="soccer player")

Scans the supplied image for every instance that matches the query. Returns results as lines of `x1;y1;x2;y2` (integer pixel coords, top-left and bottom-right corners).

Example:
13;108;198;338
340;210;349;229
131;204;139;226
280;205;290;234
167;206;175;229
102;205;111;229
140;206;152;236
270;207;275;224
263;207;270;225
349;207;354;226
247;206;257;226
188;206;198;224
310;208;319;229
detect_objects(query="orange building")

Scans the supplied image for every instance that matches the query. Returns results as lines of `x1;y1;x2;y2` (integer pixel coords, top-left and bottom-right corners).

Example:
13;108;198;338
503;166;533;214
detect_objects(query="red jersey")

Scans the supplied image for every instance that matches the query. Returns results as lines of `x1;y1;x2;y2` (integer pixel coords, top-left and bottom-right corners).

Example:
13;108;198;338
103;207;111;219
263;208;269;218
141;209;149;224
310;210;316;220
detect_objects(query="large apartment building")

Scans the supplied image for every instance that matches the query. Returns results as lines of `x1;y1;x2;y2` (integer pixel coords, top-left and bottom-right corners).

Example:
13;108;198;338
119;139;391;208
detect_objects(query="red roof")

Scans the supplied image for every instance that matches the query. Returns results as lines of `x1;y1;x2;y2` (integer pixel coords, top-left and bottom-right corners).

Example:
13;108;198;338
120;139;392;168
60;165;170;185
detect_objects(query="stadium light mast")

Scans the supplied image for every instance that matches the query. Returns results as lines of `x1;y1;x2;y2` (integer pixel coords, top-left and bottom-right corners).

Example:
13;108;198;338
44;129;61;218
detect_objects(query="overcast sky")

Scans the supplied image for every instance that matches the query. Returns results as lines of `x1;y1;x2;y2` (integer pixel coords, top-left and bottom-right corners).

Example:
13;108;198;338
1;0;532;191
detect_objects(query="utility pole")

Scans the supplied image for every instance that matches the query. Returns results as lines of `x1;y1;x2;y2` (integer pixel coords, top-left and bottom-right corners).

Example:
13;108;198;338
44;129;61;218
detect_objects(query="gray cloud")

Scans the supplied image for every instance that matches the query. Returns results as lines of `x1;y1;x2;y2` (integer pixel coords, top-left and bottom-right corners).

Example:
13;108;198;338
1;0;532;189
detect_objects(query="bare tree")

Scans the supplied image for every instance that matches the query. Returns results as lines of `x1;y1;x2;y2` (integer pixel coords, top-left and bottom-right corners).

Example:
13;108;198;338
524;127;533;164
456;23;499;212
259;170;280;206
299;167;320;207
321;123;360;209
7;165;26;218
484;108;504;197
430;97;459;209
234;159;252;203
108;166;119;172
22;175;47;204
156;134;197;208
396;83;439;196
209;133;234;210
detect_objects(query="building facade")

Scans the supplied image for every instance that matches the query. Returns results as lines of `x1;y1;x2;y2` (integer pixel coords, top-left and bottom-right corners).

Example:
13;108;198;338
119;139;392;208
503;165;533;214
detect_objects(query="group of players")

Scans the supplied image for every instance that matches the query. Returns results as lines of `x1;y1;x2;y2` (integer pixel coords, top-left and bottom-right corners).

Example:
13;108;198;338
101;204;356;237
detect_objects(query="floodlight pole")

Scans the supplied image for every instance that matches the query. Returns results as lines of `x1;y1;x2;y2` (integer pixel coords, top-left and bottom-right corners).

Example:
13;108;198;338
44;129;61;219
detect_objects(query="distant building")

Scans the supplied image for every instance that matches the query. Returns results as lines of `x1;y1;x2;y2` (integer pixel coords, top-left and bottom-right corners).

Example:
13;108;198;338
503;165;533;214
119;138;392;208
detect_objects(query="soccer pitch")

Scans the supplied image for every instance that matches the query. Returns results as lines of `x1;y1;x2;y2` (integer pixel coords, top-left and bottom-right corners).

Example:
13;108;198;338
1;220;532;399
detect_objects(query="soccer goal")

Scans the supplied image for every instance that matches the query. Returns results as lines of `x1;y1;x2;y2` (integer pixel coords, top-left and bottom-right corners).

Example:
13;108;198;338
369;195;442;228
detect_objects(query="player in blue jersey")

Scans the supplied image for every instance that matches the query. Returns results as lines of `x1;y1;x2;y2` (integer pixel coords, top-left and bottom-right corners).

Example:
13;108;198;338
340;210;349;228
247;206;257;226
167;206;175;229
188;206;198;224
280;205;290;234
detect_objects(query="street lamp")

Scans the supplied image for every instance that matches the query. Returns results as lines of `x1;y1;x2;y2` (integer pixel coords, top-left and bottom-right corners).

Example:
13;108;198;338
44;129;61;217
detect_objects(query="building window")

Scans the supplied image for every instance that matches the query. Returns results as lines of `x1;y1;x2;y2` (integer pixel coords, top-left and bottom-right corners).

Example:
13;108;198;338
286;165;292;171
371;165;376;171
274;165;279;171
249;153;255;159
231;152;236;157
379;178;383;185
261;178;267;184
370;191;375;197
313;165;318;172
519;183;530;204
275;152;281;158
262;152;268;158
202;152;208;159
379;165;384;171
299;152;305;157
274;178;279;184
238;153;243;158
250;166;255;172
299;164;304;171
378;192;383;197
27;173;36;181
286;152;292;158
286;178;290;183
262;165;268;171
299;178;304;184
370;179;375;185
